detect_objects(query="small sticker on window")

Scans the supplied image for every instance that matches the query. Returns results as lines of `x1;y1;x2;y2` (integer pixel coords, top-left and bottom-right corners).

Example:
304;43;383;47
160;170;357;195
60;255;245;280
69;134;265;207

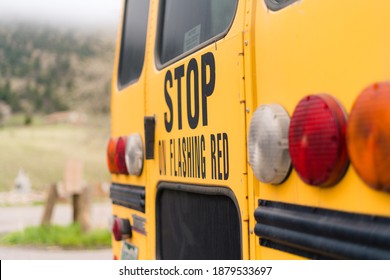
184;25;201;52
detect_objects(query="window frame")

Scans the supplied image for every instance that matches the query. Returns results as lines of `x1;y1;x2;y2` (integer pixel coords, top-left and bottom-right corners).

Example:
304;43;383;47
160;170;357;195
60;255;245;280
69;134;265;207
155;0;238;69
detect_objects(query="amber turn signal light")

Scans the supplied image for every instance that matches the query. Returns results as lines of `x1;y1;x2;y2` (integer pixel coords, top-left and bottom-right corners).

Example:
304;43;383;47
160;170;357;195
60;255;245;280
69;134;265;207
347;82;390;192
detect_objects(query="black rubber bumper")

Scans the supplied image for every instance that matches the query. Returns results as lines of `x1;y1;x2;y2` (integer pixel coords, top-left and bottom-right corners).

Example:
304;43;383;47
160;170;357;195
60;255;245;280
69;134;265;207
255;200;390;259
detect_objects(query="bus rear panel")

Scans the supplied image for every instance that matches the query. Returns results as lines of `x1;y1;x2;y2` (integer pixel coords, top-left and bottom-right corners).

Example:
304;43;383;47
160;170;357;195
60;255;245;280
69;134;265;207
108;0;390;260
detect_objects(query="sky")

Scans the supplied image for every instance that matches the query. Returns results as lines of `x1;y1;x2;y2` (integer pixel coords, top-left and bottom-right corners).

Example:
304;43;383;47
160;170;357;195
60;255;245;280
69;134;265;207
0;0;122;30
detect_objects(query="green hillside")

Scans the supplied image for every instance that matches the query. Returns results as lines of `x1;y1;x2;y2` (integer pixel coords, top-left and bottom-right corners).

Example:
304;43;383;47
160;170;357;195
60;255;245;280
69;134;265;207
0;22;115;116
0;22;115;191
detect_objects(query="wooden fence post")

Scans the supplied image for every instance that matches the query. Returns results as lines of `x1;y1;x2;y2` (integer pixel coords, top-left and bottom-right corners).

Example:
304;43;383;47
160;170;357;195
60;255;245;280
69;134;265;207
41;159;92;232
74;185;91;232
41;184;58;226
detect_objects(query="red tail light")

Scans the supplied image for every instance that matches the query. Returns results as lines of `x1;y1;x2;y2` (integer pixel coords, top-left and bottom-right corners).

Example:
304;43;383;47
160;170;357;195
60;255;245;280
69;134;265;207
107;137;119;174
115;136;129;175
288;94;349;187
112;217;132;241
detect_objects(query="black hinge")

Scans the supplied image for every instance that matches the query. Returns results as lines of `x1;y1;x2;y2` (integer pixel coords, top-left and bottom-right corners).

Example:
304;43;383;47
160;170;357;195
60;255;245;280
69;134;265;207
144;116;156;160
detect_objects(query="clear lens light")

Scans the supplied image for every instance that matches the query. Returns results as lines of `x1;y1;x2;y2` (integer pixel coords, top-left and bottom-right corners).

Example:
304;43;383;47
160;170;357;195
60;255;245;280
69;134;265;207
125;134;144;176
248;104;291;184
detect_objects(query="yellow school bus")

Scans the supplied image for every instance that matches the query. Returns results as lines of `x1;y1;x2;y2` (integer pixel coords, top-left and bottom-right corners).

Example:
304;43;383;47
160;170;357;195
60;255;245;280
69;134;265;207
107;0;390;260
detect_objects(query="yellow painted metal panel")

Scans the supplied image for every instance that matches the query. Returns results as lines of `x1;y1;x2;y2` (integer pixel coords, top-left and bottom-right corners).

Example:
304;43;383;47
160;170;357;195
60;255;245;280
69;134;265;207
253;0;390;216
250;0;390;259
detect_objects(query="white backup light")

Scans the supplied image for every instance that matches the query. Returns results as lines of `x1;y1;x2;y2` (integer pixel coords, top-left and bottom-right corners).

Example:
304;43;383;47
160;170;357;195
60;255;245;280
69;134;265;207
248;104;291;184
125;134;144;176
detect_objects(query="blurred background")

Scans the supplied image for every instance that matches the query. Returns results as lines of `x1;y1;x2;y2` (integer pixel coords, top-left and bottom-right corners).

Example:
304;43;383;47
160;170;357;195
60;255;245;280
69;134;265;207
0;0;122;259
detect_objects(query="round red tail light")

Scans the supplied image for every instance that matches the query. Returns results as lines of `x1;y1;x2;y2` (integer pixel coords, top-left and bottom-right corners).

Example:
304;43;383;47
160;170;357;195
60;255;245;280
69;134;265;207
115;136;129;175
107;137;119;174
288;94;349;187
347;82;390;192
112;217;132;241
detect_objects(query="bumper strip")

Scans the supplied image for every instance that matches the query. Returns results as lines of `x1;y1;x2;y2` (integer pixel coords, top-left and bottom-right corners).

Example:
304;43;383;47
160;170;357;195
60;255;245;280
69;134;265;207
110;184;145;213
255;200;390;259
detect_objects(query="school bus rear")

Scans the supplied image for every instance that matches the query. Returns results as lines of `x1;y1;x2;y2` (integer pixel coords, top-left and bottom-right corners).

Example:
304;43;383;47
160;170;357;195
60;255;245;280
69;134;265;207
108;0;390;260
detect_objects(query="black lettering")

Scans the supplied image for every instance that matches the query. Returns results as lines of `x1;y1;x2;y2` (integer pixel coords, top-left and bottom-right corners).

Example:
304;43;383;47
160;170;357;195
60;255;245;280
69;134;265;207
211;134;216;179
223;133;229;180
164;53;215;131
182;137;186;177
194;136;199;178
187;137;192;177
177;138;182;177
170;139;174;176
164;71;173;132
201;135;206;179
186;58;199;129
210;133;229;181
173;139;177;176
174;65;185;130
217;133;222;180
201;52;215;126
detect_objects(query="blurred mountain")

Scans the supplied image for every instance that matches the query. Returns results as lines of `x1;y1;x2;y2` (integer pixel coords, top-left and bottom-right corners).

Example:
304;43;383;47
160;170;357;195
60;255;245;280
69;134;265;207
0;22;116;116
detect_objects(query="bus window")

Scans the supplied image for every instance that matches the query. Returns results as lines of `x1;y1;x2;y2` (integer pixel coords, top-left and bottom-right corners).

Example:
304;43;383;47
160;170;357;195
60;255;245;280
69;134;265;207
118;0;150;87
157;0;237;65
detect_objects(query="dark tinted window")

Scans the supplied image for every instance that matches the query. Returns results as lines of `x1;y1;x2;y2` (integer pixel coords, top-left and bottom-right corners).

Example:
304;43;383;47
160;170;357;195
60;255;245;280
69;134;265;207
157;187;241;260
118;0;150;87
158;0;237;65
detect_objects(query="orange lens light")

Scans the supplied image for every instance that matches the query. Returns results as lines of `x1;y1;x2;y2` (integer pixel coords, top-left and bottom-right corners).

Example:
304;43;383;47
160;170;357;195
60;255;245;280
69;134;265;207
347;82;390;192
107;137;119;174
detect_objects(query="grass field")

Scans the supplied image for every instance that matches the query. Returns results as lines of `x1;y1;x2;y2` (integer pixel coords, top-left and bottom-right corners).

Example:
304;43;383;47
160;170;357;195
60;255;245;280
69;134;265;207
0;223;111;249
0;114;111;192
